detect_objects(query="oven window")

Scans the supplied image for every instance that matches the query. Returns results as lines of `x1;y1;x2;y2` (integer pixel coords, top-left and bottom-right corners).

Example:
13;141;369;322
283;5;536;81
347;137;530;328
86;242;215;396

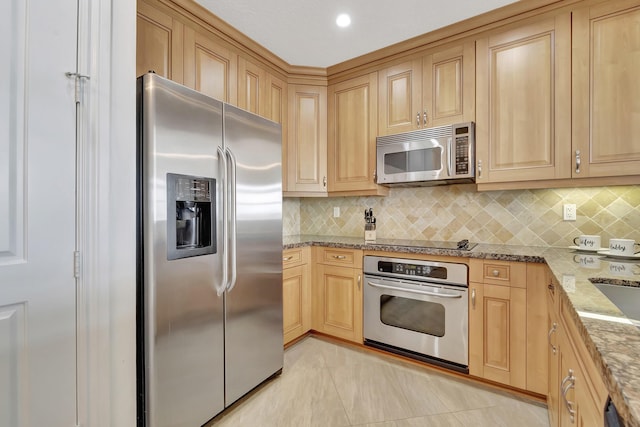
379;294;445;337
383;147;442;174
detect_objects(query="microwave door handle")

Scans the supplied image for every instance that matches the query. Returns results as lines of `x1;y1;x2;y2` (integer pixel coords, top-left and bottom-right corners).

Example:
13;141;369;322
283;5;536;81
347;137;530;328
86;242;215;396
447;137;453;178
367;280;463;299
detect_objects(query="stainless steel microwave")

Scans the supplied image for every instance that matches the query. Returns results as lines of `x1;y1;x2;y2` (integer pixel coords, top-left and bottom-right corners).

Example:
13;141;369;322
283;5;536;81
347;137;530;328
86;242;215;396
376;122;475;186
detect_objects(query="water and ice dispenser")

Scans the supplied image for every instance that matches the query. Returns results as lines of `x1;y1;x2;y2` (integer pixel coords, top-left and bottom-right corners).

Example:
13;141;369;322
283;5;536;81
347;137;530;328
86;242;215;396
167;173;216;260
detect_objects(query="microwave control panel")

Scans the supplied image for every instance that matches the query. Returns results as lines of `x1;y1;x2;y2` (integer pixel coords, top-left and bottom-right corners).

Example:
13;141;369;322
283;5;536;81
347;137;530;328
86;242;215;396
454;125;471;176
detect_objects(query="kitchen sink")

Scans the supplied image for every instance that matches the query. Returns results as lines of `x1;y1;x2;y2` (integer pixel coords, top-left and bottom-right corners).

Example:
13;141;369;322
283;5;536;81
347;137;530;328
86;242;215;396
592;281;640;323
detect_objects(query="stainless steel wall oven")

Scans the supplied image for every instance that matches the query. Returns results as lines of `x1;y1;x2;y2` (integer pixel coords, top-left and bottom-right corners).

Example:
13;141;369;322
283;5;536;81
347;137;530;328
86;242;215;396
363;255;469;373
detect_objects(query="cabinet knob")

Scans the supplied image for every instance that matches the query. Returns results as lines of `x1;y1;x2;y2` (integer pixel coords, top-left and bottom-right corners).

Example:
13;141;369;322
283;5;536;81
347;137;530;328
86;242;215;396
575;150;581;174
416;112;421;127
477;159;482;178
333;255;346;260
283;256;293;261
423;110;428;126
471;288;476;308
323;176;327;187
492;269;500;277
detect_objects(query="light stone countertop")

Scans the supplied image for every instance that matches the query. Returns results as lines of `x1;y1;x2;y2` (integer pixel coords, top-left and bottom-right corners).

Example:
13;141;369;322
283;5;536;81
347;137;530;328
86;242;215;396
283;235;640;427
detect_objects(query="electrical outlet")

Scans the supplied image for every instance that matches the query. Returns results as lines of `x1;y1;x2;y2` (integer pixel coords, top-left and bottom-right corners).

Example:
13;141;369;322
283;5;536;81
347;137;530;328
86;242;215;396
563;204;577;221
333;207;340;218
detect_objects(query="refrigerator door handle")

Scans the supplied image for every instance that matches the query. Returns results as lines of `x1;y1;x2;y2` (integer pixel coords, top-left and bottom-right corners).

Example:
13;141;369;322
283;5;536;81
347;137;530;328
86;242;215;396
225;147;238;293
217;145;228;296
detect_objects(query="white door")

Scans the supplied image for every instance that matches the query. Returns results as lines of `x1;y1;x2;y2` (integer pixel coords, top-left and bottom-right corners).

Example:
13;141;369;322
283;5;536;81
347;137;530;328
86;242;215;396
0;0;78;425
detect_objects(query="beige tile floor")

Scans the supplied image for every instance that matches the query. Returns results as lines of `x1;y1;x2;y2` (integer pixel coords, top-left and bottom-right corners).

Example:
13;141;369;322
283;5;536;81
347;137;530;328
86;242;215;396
209;336;550;427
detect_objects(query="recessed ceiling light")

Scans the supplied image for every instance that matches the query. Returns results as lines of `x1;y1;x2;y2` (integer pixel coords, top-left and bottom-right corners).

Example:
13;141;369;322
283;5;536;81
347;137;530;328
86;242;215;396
336;13;351;28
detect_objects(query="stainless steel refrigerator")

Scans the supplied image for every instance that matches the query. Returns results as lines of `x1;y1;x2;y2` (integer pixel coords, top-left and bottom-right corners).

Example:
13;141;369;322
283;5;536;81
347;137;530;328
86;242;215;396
136;73;283;427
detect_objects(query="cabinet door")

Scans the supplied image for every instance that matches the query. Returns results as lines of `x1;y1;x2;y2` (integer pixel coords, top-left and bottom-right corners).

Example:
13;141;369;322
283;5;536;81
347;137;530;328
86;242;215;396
237;56;266;116
526;263;548;395
558;330;581;427
286;85;328;194
328;72;386;194
136;1;184;82
265;72;287;126
265;72;288;191
423;41;475;127
313;264;363;343
468;282;527;389
283;263;311;345
572;0;640;177
476;14;571;183
548;305;560;427
377;59;422;135
183;26;237;104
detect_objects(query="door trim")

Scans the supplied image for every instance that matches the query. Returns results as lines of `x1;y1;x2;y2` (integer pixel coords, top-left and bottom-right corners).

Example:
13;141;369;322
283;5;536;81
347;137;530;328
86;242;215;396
75;1;137;426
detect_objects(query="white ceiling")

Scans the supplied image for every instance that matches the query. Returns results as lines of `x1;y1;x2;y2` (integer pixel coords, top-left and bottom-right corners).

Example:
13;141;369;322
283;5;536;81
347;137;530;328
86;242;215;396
195;0;519;68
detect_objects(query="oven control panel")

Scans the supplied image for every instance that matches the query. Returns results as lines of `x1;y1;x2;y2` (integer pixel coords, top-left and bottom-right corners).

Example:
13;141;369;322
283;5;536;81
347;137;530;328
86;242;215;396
364;256;468;287
377;261;447;279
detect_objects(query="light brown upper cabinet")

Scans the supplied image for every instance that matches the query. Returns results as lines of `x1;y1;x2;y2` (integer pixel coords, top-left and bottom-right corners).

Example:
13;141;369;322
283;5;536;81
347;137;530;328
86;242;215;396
265;72;288;191
286;85;328;195
264;72;287;126
237;57;288;189
572;0;640;178
183;25;238;105
377;41;475;136
237;56;265;115
136;1;184;82
237;56;288;122
475;14;572;184
327;73;388;196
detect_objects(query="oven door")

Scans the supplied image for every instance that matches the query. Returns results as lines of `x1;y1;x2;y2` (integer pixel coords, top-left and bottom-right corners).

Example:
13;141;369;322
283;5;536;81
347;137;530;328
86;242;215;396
363;274;468;367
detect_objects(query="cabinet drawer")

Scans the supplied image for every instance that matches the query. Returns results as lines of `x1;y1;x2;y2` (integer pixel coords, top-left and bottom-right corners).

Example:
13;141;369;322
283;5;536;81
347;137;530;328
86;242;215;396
315;247;362;268
283;247;309;268
470;259;526;288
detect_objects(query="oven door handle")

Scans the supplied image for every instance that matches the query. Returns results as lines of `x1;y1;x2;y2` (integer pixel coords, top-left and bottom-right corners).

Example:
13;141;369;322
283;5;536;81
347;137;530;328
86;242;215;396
367;280;463;299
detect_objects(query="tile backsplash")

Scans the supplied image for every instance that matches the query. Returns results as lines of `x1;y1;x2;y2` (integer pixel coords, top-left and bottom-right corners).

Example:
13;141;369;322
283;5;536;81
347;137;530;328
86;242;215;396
283;185;640;247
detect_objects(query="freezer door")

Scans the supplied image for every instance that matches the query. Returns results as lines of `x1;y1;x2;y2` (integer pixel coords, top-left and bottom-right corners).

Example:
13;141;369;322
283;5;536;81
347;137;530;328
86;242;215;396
223;104;283;406
138;73;226;427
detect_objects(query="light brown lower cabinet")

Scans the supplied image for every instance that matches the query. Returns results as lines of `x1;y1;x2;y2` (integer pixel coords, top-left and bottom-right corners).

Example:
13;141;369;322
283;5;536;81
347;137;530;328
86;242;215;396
547;276;561;427
283;248;611;427
469;281;527;389
551;287;608;426
282;247;311;345
312;247;363;343
468;260;548;394
546;271;609;427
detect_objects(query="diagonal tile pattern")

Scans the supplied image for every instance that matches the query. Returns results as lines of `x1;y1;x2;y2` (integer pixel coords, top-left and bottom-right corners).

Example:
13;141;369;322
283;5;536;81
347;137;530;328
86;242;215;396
208;336;549;427
284;185;640;247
